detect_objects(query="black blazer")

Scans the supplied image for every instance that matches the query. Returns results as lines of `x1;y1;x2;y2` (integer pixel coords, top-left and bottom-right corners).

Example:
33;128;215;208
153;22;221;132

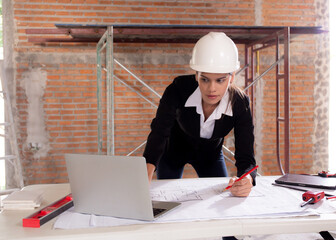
143;75;256;180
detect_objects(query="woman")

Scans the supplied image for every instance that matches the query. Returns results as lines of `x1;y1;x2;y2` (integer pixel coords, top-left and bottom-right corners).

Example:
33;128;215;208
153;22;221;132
143;32;257;198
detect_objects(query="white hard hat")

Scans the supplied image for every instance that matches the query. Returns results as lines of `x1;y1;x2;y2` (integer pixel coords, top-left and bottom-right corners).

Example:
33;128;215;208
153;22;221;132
190;32;240;73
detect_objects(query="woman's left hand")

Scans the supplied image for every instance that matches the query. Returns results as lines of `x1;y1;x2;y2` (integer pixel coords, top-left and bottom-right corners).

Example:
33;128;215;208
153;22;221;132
228;174;253;197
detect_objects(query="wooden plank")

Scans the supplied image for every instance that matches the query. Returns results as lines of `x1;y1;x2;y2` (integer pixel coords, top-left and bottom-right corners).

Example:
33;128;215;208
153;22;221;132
25;25;327;44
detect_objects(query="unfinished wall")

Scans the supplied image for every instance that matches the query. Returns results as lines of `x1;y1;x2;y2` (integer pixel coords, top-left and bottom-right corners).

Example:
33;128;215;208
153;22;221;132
312;0;329;173
257;0;328;175
4;0;329;185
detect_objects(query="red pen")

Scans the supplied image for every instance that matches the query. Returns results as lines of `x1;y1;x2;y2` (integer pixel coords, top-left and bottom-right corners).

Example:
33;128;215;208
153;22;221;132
326;196;336;200
224;165;259;191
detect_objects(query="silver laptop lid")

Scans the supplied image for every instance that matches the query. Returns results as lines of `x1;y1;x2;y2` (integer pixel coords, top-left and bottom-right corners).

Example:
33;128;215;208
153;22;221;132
65;154;155;221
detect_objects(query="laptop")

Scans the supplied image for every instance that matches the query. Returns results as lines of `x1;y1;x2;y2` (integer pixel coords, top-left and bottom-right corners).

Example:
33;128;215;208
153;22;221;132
65;154;181;221
275;173;336;190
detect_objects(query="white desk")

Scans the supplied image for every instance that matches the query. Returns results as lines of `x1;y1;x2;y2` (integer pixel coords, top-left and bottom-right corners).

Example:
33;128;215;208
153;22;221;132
1;177;336;240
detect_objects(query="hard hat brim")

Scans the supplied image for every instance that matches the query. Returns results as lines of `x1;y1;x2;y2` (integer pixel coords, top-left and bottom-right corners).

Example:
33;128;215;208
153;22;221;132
190;61;240;74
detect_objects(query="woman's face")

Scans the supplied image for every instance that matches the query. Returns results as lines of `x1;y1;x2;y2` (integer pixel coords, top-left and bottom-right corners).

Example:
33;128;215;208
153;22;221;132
196;72;234;107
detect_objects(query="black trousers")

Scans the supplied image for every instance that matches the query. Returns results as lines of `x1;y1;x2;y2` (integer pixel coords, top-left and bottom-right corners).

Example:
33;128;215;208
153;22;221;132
156;151;228;179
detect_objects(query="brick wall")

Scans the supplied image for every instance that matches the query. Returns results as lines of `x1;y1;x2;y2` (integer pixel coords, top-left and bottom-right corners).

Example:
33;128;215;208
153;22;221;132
6;0;328;185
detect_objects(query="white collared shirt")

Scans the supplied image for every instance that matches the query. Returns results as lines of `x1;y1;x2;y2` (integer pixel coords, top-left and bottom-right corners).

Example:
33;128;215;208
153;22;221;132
185;87;233;139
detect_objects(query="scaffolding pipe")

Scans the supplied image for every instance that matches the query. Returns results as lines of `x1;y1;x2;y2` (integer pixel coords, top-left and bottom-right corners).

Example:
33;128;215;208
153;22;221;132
114;75;158;109
236;64;249;76
276;35;285;175
97;30;107;49
102;67;158;108
96;27;109;154
222;145;235;157
283;27;290;174
127;141;147;156
96;42;103;154
244;56;284;92
114;59;162;99
222;153;235;165
99;42;107;52
106;26;114;155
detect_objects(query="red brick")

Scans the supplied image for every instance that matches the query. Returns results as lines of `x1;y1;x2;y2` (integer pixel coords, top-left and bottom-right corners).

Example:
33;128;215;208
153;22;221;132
13;0;322;184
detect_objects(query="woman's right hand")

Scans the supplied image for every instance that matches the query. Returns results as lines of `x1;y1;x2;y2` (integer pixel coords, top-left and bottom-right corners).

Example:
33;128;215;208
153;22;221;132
228;175;253;197
146;163;156;183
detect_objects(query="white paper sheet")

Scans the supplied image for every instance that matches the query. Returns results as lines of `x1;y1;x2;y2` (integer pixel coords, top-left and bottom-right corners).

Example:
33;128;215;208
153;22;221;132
2;189;43;210
54;176;336;229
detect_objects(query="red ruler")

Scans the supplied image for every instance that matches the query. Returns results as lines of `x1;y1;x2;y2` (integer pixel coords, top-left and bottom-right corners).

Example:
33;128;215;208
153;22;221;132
22;194;73;228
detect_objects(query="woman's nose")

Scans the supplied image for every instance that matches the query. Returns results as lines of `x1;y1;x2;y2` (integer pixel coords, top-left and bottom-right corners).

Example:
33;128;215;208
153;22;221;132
208;81;216;91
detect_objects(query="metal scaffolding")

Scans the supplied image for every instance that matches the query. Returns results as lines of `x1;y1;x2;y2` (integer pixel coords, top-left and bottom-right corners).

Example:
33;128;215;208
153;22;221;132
26;25;326;174
244;28;290;174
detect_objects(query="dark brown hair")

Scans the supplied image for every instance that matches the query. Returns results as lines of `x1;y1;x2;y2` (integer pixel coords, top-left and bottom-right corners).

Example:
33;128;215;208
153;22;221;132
227;83;246;110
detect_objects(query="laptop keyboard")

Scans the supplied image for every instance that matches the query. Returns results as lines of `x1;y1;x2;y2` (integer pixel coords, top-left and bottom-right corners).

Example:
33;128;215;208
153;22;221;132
153;207;166;216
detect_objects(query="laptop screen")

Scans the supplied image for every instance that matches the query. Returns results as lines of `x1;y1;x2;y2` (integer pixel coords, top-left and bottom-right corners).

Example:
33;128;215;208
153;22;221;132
275;173;336;190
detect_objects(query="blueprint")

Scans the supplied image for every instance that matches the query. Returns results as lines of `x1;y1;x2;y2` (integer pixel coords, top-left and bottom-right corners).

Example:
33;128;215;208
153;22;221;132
150;178;263;202
54;176;336;229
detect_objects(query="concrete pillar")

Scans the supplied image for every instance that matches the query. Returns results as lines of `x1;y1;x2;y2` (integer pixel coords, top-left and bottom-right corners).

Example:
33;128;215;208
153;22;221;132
3;0;19;188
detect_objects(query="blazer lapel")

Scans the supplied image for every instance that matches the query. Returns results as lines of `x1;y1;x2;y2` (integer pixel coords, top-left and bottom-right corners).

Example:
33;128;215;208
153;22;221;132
177;107;200;138
211;115;234;139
